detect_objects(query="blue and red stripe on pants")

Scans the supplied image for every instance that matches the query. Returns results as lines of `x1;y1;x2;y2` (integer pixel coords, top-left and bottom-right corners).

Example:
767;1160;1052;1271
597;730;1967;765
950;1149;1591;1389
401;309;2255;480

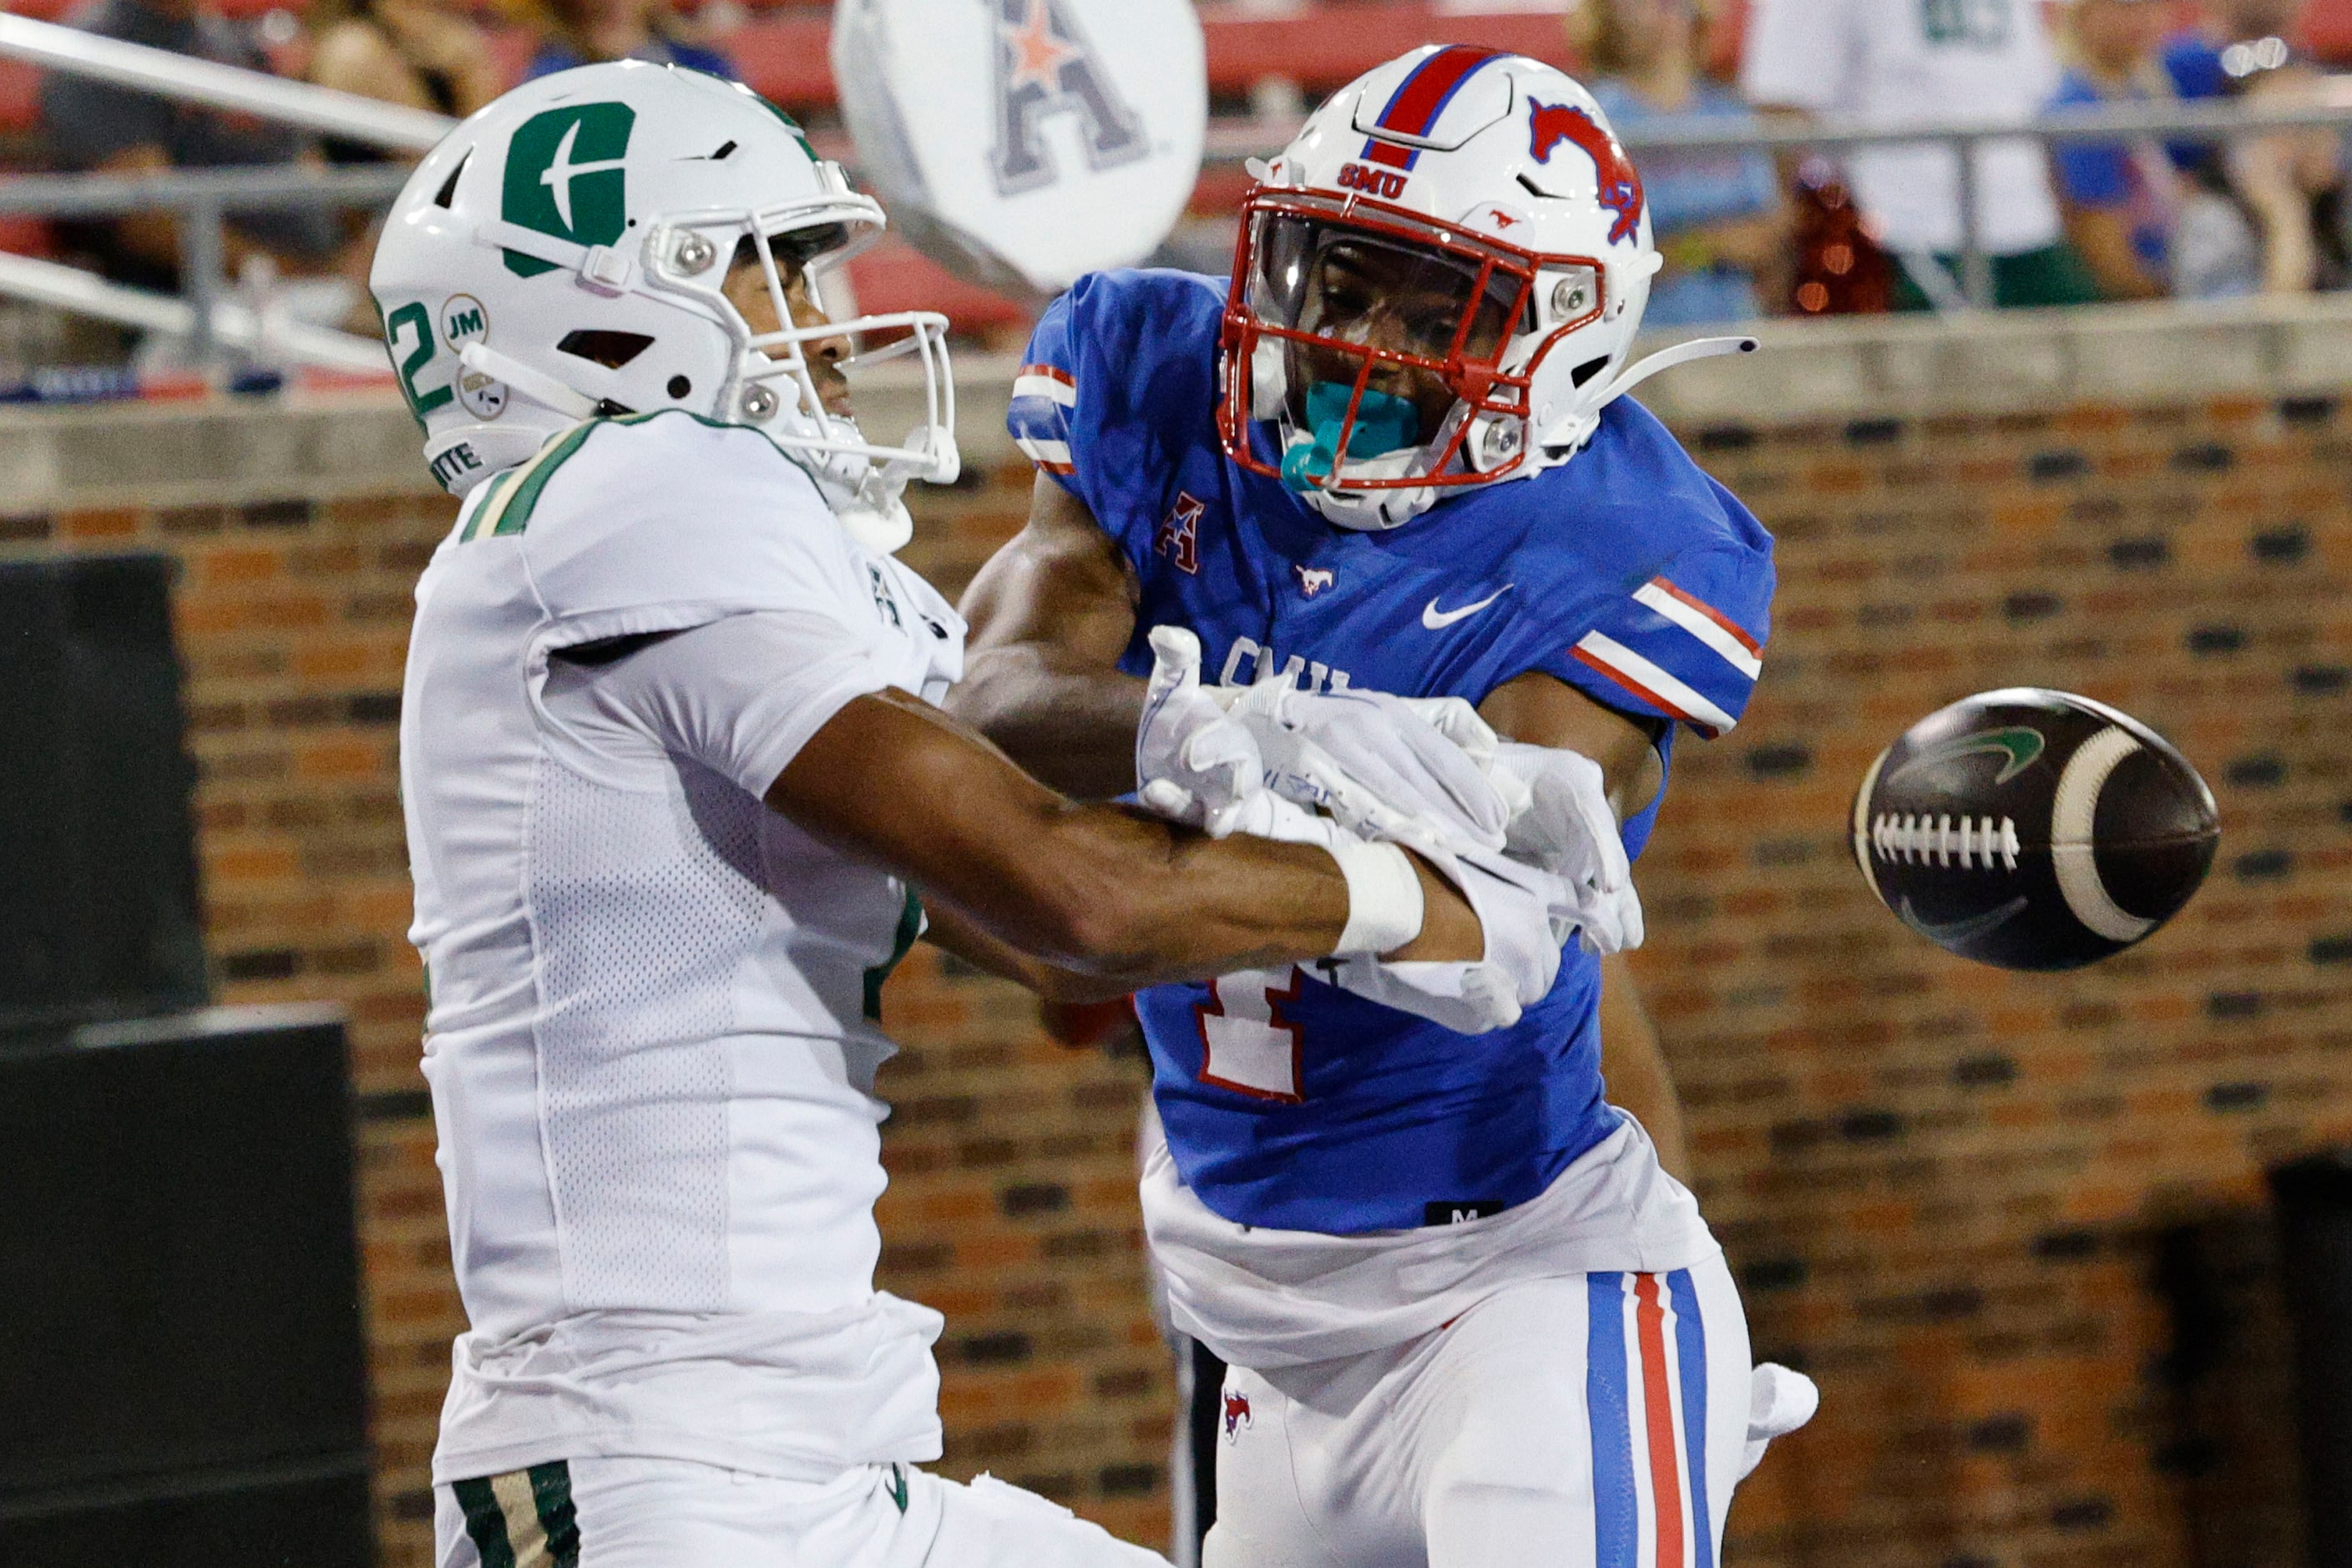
1588;1270;1713;1568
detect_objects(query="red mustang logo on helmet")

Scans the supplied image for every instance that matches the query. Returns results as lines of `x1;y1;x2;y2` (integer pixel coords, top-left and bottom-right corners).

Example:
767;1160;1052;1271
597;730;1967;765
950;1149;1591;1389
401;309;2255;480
1222;1389;1252;1441
1526;99;1645;246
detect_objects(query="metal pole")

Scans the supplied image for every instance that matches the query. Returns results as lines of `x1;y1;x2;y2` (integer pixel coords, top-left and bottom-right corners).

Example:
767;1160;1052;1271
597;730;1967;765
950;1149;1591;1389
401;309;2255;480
1956;132;1992;311
180;193;224;365
0;13;450;153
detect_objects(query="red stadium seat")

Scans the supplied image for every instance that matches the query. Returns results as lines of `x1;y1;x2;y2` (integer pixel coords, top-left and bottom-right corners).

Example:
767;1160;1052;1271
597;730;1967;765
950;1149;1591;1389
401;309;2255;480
724;3;1584;114
0;215;58;257
0;58;41;133
844;235;1032;335
1197;3;1574;94
2309;0;2352;63
721;10;834;108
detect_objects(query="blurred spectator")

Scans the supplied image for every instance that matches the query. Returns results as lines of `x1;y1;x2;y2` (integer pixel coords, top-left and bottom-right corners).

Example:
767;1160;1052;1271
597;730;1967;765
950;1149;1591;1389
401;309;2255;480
2162;0;2301;100
1743;0;2102;309
2164;0;2348;292
307;0;505;158
510;0;732;79
2049;0;2182;299
1572;0;1789;325
39;0;346;296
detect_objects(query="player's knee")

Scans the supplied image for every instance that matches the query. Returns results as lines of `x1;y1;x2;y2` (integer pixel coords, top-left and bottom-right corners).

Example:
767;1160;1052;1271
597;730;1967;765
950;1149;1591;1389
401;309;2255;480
1424;1474;1597;1565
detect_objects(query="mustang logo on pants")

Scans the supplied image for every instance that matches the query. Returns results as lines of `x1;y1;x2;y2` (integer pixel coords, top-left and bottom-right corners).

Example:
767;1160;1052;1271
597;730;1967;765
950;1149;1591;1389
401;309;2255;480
1222;1388;1253;1441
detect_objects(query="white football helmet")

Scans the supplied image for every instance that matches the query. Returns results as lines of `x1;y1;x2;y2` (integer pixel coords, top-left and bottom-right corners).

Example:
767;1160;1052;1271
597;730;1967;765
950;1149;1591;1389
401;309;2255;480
1221;46;1752;529
370;61;956;552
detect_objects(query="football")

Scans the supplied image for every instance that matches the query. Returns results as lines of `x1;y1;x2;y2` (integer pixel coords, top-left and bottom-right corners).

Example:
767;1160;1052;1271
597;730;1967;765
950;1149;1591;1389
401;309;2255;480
1851;689;2219;970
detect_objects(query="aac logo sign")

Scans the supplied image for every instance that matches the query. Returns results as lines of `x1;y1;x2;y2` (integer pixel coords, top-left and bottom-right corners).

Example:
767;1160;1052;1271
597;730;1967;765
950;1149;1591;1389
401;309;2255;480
832;0;1206;293
989;0;1146;196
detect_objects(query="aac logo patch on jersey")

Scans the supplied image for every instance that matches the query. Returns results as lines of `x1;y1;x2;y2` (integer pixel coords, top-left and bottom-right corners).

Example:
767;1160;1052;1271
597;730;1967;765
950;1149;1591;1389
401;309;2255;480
1155;491;1203;574
502;103;635;277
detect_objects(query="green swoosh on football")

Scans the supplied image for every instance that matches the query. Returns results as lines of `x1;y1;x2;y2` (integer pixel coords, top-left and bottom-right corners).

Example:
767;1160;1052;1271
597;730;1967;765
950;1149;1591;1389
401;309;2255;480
1888;726;2046;788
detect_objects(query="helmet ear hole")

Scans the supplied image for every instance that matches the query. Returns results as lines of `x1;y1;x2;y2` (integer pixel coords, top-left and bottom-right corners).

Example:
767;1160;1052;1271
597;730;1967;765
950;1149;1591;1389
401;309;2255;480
557;330;655;369
1570;356;1611;389
667;375;692;399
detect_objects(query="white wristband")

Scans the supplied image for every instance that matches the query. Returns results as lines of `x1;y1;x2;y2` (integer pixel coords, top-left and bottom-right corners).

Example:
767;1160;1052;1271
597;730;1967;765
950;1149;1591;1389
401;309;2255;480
1329;837;1426;957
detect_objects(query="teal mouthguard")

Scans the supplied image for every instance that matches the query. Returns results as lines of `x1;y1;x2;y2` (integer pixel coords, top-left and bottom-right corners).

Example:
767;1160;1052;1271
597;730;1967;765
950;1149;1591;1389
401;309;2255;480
1280;382;1422;493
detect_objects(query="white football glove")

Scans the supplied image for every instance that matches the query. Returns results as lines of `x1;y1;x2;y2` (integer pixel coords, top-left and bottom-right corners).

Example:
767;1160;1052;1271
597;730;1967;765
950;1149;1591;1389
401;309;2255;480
1741;1363;1820;1479
1490;741;1645;955
1135;626;1296;839
1224;674;1522;858
1322;837;1576;1034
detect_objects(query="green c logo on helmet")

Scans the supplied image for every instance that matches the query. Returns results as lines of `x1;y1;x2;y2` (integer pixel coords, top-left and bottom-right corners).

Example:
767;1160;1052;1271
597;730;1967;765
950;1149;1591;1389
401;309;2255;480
502;102;635;277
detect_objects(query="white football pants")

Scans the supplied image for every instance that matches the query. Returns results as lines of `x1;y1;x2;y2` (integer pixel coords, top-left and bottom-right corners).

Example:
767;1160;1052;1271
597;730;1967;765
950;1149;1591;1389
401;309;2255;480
436;1455;1169;1568
1204;1258;1752;1568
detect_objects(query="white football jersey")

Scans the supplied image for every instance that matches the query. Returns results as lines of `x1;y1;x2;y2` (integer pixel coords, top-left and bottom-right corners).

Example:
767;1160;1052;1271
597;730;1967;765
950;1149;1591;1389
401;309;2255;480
400;412;965;1485
1741;0;2063;255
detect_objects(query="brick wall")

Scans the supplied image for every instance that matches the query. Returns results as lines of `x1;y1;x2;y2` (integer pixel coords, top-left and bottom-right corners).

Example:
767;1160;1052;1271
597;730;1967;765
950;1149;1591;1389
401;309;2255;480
1652;391;2352;1567
2;306;2344;1565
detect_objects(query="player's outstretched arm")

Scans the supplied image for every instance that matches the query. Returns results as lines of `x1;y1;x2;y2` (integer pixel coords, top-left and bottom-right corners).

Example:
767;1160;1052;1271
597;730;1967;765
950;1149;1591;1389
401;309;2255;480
766;688;1482;985
913;901;1136;1005
1479;676;1690;1169
948;472;1145;798
1476;671;1665;822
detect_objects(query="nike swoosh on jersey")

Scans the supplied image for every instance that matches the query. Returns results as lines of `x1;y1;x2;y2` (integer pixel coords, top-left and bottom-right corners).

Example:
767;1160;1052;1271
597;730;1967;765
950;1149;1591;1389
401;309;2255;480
1422;587;1512;630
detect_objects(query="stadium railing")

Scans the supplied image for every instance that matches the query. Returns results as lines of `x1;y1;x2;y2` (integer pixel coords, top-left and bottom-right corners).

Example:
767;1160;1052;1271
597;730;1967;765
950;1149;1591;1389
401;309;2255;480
2;9;2350;362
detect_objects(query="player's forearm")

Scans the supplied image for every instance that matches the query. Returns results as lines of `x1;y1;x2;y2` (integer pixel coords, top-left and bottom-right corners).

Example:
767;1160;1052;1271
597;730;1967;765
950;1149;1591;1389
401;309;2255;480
977;806;1348;979
946;645;1146;798
1598;953;1688;1180
915;797;1477;984
771;690;1479;986
918;900;1140;1004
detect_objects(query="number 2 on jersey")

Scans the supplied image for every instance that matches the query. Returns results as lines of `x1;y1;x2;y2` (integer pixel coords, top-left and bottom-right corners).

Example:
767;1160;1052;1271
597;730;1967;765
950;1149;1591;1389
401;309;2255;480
1196;967;1308;1102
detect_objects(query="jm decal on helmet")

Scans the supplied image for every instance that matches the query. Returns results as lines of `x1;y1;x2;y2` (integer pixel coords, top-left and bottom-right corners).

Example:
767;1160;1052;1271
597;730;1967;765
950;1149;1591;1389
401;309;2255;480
370;61;959;554
1219;45;1755;531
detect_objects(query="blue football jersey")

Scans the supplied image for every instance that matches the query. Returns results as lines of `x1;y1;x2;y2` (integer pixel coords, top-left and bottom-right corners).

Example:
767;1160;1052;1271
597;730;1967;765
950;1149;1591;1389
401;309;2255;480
1011;270;1775;1234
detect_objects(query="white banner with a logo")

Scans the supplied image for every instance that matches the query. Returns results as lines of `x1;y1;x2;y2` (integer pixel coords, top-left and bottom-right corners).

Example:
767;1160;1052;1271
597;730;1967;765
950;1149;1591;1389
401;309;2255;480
832;0;1206;297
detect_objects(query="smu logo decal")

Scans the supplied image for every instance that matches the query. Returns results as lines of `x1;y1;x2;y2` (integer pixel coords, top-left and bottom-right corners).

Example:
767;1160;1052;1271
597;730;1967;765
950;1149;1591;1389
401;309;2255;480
1336;161;1407;200
1295;564;1334;598
1156;491;1204;574
1527;99;1644;245
991;0;1147;196
1222;1389;1252;1441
